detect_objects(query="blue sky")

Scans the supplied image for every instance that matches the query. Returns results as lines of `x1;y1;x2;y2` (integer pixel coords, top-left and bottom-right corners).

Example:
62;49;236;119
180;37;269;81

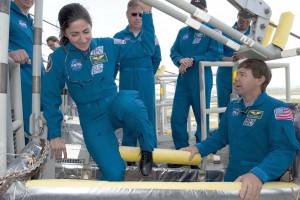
39;0;300;88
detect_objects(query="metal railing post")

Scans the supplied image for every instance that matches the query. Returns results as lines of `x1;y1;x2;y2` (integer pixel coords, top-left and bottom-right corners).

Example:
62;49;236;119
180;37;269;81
0;0;10;176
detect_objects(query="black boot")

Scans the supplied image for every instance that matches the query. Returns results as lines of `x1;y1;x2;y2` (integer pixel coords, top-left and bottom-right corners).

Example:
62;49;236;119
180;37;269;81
126;162;136;166
139;151;153;176
167;163;183;168
190;165;200;169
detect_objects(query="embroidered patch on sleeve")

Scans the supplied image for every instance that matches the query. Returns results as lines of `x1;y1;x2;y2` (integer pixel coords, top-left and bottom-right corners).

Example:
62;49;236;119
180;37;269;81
274;107;293;120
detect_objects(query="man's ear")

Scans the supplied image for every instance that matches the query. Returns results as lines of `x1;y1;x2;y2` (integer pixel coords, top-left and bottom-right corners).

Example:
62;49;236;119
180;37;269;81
257;76;266;86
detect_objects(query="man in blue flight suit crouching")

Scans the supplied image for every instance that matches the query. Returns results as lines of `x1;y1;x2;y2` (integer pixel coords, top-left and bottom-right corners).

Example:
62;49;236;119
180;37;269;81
182;59;299;200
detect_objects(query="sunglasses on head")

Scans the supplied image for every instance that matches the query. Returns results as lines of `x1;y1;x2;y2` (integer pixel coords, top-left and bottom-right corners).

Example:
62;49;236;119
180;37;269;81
131;12;142;17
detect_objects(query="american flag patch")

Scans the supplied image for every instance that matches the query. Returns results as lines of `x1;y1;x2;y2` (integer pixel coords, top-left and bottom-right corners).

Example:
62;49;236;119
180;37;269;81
274;107;293;120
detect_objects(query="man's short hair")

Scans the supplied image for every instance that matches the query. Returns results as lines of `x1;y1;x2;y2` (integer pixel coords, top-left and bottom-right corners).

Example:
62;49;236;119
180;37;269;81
127;0;139;10
238;10;253;19
46;36;59;43
190;0;207;9
238;59;272;91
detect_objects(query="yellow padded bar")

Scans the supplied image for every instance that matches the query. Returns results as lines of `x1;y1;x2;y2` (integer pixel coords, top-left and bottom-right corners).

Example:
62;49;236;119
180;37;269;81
232;70;236;84
262;22;275;46
119;146;202;165
272;12;294;50
155;64;166;75
26;179;299;191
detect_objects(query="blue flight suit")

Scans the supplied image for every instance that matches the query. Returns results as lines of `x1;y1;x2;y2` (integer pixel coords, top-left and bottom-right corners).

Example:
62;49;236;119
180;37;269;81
216;22;251;120
114;27;161;148
42;14;156;181
196;92;299;182
9;1;35;138
170;24;223;149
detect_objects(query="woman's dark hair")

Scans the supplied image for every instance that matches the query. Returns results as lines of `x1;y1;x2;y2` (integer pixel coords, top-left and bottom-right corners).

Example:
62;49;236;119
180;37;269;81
238;58;272;91
58;3;92;45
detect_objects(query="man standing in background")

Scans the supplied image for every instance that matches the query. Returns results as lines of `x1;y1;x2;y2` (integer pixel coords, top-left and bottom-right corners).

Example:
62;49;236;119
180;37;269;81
169;0;223;168
216;10;252;120
8;0;42;142
46;36;60;51
114;0;161;165
46;36;60;71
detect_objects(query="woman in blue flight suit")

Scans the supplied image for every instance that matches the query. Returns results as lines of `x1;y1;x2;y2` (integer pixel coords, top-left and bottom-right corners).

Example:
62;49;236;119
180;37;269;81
114;0;162;150
42;2;155;181
170;0;223;151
